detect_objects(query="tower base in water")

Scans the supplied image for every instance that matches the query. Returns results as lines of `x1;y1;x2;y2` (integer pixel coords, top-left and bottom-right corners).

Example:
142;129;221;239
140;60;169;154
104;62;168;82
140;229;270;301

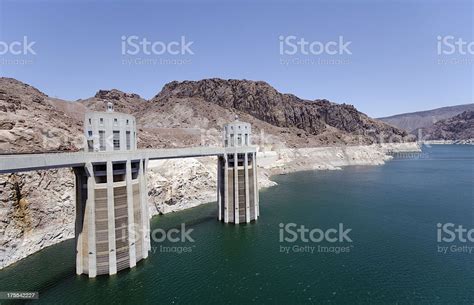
74;159;151;277
217;152;259;224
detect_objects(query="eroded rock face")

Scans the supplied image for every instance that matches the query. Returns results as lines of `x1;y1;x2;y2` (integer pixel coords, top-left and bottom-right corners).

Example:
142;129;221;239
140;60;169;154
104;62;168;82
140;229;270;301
0;169;75;268
155;79;410;143
81;89;147;114
421;110;474;140
147;158;218;215
378;103;474;133
0;78;83;153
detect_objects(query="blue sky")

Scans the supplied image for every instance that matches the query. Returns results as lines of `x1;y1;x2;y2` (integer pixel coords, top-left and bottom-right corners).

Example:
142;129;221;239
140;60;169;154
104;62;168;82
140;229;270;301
0;0;472;117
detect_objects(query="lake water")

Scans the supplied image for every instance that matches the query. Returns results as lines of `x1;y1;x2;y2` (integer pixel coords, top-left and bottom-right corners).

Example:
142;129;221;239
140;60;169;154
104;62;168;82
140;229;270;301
0;145;473;304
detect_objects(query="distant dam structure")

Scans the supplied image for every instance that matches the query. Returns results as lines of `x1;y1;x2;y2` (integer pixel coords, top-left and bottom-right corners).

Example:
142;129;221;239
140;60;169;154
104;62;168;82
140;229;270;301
0;103;259;277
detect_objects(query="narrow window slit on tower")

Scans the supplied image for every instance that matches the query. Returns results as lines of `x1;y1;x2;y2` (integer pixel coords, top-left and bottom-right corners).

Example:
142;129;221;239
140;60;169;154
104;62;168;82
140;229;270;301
113;131;120;150
126;131;131;150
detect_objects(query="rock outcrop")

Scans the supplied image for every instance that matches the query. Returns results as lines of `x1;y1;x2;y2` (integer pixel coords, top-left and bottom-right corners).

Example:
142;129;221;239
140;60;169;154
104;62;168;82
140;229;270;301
378;103;474;133
147;158;217;215
153;79;411;145
418;110;474;141
0;169;75;267
0;78;83;153
81;89;147;114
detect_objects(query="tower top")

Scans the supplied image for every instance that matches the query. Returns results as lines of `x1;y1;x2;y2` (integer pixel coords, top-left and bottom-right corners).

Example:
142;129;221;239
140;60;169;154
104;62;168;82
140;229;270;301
223;118;251;147
84;103;136;152
107;102;114;112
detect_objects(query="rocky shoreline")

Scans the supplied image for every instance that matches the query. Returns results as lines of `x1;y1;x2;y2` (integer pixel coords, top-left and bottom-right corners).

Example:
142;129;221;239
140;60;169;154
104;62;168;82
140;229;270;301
422;139;474;145
0;142;420;269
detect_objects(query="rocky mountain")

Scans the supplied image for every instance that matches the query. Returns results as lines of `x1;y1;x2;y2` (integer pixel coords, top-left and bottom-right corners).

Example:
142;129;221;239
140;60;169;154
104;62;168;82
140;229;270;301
80;89;147;114
152;79;410;147
417;110;474;141
0;77;412;154
0;78;83;153
378;103;474;133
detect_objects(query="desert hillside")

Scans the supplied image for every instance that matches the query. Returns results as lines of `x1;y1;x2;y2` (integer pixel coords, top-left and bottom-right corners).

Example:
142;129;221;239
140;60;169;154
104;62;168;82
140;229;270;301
0;78;83;153
378;103;474;133
0;77;412;153
416;110;474;141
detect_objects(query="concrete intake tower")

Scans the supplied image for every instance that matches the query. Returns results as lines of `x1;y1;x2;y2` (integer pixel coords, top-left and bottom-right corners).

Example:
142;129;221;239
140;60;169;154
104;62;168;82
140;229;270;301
217;118;259;223
75;103;150;277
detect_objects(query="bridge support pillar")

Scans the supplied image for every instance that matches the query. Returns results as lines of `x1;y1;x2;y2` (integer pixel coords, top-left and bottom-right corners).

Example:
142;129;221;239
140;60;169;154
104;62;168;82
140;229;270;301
73;159;150;277
218;152;259;224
